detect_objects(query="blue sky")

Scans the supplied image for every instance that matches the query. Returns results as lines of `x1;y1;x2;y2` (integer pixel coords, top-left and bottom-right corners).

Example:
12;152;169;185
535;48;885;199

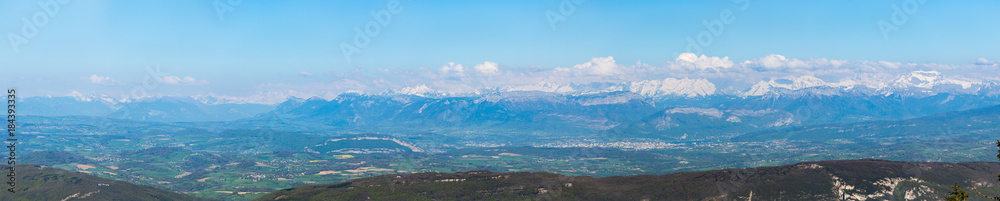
1;0;999;100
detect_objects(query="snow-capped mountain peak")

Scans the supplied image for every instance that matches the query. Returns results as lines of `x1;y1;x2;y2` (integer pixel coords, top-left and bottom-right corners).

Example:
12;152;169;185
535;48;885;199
740;71;984;97
892;70;973;89
740;75;859;97
394;85;438;97
627;78;716;97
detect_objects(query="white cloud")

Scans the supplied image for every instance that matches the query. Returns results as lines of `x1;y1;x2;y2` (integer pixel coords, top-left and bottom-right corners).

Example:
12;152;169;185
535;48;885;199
673;53;733;70
474;61;500;75
753;54;803;69
742;54;844;70
974;58;998;66
85;74;114;84
440;62;465;75
299;71;314;77
761;54;792;68
877;61;901;69
565;56;621;76
161;76;206;85
161;76;181;84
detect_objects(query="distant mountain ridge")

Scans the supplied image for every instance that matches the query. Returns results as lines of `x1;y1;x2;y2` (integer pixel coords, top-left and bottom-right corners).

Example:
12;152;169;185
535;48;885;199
107;96;274;122
38;69;1000;107
238;91;1000;142
18;80;1000;139
20;96;274;122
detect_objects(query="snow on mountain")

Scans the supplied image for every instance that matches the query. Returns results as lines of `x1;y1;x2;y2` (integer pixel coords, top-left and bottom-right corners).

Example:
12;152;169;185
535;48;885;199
495;78;714;98
67;91;93;102
379;70;986;99
742;82;773;97
394;85;438;97
740;71;982;97
741;75;858;96
892;70;973;89
627;78;716;97
64;91;135;105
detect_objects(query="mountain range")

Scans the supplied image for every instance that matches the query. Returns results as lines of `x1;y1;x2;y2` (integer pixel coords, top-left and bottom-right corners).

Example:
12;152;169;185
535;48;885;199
32;70;1000;123
21;86;1000;144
